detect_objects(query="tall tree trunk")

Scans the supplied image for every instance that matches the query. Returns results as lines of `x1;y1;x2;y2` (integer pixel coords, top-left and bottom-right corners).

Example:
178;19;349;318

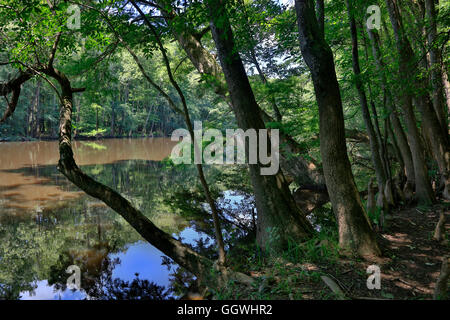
360;25;390;179
111;101;116;136
315;0;324;37
386;116;405;178
28;80;40;138
207;0;314;252
96;108;99;131
143;105;153;136
425;0;447;132
367;28;415;188
155;0;325;191
295;0;380;256
129;1;228;264
401;94;435;204
346;1;389;210
44;66;252;289
386;0;449;200
442;65;450;120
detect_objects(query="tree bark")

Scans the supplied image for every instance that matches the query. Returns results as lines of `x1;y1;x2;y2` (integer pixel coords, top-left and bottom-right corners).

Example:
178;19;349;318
208;0;315;252
43;65;251;288
130;0;227;264
386;0;450;202
295;0;380;257
346;1;389;211
442;65;450;121
154;0;325;191
433;209;447;242
425;0;447;133
367;28;415;189
367;178;376;217
315;0;324;37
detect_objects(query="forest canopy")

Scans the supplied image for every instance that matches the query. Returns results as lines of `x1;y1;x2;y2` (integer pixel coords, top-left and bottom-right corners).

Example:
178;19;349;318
0;0;449;301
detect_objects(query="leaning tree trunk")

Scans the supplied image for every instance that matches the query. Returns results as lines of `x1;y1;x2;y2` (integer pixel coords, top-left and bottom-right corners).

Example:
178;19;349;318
44;66;251;288
0;70;33;123
295;0;380;257
207;0;314;252
155;0;326;190
130;0;228;264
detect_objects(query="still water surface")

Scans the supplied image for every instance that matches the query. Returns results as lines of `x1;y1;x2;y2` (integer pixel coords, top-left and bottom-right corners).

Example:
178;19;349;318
0;138;215;300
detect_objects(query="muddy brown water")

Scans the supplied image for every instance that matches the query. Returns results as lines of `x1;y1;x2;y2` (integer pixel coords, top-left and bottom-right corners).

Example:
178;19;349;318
0;138;177;211
0;138;210;300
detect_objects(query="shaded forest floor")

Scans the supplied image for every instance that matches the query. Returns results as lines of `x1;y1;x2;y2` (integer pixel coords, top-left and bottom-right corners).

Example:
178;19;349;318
214;202;449;300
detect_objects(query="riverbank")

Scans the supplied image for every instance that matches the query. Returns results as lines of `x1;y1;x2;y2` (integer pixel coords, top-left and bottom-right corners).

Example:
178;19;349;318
0;134;170;143
203;202;449;300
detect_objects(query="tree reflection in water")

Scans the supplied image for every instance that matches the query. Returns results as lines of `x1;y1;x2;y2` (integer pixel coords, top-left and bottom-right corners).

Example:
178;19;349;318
49;249;172;300
0;140;254;300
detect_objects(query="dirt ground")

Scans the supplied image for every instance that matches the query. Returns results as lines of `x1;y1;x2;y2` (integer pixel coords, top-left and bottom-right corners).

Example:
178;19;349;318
233;202;450;300
195;202;449;300
319;202;450;300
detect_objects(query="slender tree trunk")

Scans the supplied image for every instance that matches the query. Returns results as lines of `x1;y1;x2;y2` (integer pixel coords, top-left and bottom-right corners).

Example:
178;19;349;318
442;65;450;120
249;49;282;123
29;80;40;138
384;0;434;203
425;0;447;133
360;25;390;179
111;101;115;136
386;0;448;201
96;108;99;131
295;0;380;257
129;1;229;264
367;28;415;188
346;1;389;210
386;117;405;178
208;0;315;252
143;105;153;136
44;66;252;288
238;0;283;122
32;85;39;137
156;0;325;191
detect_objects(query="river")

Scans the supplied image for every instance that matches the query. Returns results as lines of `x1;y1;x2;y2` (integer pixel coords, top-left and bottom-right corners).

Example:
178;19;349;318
0;138;237;300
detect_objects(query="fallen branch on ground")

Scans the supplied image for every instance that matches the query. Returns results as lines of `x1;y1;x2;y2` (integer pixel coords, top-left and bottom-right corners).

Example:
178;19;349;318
321;275;346;300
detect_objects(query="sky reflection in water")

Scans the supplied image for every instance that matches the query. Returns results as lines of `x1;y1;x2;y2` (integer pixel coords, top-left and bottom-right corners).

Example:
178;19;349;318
0;139;249;300
20;228;207;300
0;139;208;300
